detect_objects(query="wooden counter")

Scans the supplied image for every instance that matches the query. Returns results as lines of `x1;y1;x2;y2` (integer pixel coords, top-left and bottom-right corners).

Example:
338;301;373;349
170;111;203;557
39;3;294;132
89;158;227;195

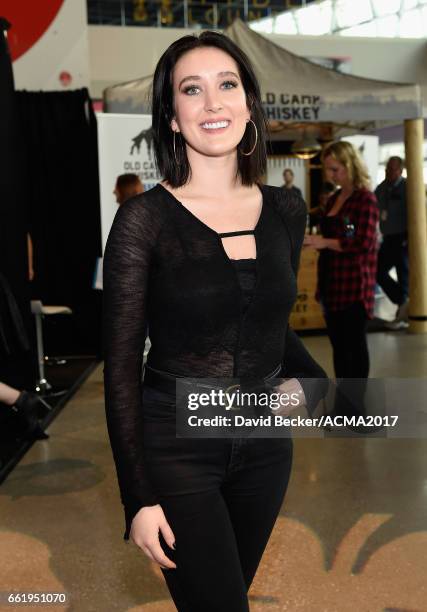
289;247;326;331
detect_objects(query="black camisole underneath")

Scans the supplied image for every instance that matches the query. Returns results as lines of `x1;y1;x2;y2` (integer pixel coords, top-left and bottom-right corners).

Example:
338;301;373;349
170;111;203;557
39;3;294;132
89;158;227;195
218;229;256;314
230;258;256;313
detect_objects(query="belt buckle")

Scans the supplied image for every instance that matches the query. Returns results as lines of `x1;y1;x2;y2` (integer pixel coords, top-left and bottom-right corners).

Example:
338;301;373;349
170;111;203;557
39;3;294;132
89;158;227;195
224;382;241;411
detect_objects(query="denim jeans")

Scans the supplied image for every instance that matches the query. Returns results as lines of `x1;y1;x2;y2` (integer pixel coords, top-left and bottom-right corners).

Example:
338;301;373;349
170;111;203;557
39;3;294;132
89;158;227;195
141;384;293;612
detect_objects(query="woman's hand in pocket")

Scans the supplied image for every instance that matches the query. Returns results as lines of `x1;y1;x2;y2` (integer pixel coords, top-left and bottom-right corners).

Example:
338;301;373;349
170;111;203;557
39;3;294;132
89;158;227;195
130;504;177;569
270;378;306;417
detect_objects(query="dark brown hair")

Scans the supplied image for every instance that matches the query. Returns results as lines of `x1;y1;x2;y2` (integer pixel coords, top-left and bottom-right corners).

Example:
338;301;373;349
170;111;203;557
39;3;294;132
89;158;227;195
151;31;268;187
116;173;142;190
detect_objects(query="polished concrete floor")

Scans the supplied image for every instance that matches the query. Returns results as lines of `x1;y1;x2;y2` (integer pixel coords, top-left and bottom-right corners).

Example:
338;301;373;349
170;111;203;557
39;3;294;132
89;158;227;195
1;329;427;612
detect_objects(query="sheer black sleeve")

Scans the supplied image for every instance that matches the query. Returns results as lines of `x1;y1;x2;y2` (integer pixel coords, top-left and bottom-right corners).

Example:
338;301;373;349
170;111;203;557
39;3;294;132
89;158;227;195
282;325;329;415
102;195;162;541
277;189;329;414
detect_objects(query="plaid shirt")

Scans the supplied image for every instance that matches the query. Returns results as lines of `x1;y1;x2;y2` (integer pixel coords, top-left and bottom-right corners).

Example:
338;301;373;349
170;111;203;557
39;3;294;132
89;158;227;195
316;188;379;317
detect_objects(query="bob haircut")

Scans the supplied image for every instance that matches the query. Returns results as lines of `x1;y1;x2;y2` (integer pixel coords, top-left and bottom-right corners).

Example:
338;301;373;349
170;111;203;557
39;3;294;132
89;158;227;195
151;31;268;187
321;141;371;190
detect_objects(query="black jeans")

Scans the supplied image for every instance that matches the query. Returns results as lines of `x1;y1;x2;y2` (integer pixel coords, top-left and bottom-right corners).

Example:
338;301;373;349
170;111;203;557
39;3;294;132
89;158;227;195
324;302;369;417
141;384;293;612
376;233;409;306
324;301;369;379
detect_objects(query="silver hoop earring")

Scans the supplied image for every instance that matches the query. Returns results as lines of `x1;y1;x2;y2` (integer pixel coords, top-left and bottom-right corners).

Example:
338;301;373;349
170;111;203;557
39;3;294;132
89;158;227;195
240;119;258;156
173;130;179;163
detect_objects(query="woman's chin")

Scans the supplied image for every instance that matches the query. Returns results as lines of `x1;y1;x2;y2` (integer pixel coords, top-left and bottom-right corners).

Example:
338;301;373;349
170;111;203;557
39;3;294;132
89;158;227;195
188;141;242;159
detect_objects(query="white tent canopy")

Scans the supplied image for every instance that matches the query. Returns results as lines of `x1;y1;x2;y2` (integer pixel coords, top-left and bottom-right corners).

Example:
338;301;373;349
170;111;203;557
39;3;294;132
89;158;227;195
103;18;422;129
102;19;427;333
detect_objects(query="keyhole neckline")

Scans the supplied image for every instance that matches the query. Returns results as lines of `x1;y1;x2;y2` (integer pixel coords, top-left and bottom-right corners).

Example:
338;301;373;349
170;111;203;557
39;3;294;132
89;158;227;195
157;182;265;240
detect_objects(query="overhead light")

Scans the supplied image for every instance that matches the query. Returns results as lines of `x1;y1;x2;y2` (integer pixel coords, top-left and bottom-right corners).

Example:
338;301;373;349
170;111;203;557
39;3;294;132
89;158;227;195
291;134;321;160
268;120;287;132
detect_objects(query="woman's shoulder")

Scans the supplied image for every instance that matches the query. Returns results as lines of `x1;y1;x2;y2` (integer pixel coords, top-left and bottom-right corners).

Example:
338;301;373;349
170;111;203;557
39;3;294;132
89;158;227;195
125;183;170;210
351;186;377;206
117;184;171;223
353;185;375;196
261;183;307;220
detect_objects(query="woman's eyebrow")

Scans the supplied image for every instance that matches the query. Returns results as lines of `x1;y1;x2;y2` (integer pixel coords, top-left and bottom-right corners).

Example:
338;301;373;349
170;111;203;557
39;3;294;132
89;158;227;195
217;71;239;79
178;71;240;89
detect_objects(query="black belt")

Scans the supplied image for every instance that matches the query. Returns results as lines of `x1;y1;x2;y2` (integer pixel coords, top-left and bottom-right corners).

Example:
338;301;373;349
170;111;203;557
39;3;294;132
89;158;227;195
143;363;283;396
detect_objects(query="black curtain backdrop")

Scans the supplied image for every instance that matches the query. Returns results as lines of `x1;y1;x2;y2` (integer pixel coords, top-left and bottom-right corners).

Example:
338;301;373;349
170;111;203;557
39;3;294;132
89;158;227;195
15;88;102;359
0;19;34;387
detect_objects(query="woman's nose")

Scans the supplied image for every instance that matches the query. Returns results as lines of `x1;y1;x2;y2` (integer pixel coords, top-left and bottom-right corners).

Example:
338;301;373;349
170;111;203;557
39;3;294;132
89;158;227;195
204;89;223;113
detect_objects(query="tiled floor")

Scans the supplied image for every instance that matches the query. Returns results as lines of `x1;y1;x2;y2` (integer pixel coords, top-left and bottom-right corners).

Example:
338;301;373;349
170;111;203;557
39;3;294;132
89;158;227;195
1;330;426;612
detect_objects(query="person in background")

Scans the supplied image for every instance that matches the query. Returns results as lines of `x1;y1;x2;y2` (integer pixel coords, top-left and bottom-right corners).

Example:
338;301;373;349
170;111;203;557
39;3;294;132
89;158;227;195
304;141;379;387
375;156;409;329
282;168;302;198
113;173;144;206
0;265;50;440
0;381;49;440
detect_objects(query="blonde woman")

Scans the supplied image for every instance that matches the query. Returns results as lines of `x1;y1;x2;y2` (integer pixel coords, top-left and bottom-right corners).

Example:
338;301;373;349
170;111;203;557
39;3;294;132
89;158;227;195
304;141;379;380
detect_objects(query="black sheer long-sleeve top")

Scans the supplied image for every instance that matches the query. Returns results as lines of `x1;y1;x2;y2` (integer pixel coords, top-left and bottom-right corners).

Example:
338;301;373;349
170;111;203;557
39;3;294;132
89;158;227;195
103;183;328;540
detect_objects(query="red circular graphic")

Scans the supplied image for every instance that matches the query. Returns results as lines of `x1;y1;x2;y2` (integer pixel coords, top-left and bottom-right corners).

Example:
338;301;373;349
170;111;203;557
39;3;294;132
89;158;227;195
59;71;72;87
3;0;65;62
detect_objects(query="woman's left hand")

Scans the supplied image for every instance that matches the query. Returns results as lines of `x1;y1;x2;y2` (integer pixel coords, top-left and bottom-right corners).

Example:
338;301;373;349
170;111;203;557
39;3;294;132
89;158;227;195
270;378;306;417
303;235;328;249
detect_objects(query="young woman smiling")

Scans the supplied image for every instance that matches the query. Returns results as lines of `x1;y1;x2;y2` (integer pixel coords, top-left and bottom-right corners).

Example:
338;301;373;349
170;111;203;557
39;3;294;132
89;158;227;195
103;31;327;611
